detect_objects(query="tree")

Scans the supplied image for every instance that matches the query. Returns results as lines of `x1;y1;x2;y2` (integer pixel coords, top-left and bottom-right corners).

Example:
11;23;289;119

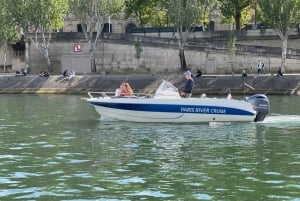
167;0;217;71
7;0;68;72
257;0;300;71
197;0;220;31
5;0;34;72
69;0;124;73
0;0;20;72
218;0;252;30
30;0;68;72
124;0;168;27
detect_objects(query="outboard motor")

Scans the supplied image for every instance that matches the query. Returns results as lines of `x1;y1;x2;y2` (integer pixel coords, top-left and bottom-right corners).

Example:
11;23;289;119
245;94;270;122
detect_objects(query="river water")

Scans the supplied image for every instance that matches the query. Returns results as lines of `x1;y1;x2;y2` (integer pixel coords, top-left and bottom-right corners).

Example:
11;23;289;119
0;94;299;201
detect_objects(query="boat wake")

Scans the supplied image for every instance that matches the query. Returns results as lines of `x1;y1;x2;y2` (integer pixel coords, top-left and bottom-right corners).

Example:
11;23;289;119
259;114;300;127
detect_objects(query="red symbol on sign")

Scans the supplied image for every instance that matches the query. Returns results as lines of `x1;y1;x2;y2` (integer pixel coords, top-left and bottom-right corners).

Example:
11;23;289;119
74;44;82;52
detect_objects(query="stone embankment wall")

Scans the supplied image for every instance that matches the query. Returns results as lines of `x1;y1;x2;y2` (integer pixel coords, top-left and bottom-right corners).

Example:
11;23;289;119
0;74;299;95
27;32;300;75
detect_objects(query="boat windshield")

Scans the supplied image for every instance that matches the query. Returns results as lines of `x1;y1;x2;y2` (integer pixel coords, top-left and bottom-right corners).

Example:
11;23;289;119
155;80;178;96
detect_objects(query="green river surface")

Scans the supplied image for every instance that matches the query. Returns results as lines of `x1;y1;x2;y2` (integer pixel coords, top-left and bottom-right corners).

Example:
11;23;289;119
0;94;299;201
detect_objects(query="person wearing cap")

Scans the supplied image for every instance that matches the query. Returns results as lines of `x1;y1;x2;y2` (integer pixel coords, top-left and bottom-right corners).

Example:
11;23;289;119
181;70;194;98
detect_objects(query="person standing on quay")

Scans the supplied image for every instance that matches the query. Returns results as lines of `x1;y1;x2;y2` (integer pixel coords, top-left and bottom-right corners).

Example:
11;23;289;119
257;61;264;74
180;70;194;98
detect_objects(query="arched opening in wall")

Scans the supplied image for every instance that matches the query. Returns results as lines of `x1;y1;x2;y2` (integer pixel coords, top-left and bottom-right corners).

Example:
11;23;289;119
208;21;215;31
11;36;25;57
125;23;137;33
77;24;87;32
77;24;82;32
102;23;112;33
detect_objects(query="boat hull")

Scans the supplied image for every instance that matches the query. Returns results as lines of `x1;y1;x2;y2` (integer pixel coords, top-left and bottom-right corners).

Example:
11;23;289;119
87;97;257;122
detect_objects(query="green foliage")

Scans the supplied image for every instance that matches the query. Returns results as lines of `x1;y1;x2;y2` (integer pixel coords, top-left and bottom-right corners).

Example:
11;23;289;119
125;0;218;27
29;0;68;31
199;0;219;28
257;0;300;70
3;0;69;72
70;0;124;21
166;0;219;28
69;0;124;34
6;0;68;32
0;0;20;48
69;0;125;72
166;0;217;70
257;0;300;34
218;0;252;30
167;0;201;29
240;8;251;27
124;0;168;26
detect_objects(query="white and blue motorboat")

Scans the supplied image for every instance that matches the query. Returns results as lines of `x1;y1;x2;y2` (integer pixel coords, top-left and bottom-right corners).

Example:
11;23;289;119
86;80;270;123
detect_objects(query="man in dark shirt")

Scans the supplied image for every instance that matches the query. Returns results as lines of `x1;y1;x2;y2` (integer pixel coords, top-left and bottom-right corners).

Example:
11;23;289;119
277;67;283;77
181;70;194;98
63;69;68;77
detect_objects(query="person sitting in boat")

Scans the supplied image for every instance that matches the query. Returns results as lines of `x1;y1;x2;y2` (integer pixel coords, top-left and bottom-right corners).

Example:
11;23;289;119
180;70;194;98
118;82;133;96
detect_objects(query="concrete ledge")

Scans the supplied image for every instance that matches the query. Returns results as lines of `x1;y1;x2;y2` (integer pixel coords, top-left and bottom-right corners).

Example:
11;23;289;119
0;74;299;95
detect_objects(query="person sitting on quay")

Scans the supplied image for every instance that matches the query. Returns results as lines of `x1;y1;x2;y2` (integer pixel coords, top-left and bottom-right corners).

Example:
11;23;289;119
195;69;202;77
61;69;75;81
15;69;27;76
242;69;248;77
62;69;68;78
277;67;283;77
68;69;76;80
39;69;49;77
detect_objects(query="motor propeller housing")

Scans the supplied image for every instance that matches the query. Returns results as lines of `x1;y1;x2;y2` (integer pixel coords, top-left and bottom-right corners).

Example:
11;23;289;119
245;94;270;122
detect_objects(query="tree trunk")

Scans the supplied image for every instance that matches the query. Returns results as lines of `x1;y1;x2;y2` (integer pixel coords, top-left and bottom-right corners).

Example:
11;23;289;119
4;46;7;72
88;40;96;72
281;37;287;72
90;51;96;73
235;12;241;30
179;48;187;71
25;40;30;73
44;48;52;72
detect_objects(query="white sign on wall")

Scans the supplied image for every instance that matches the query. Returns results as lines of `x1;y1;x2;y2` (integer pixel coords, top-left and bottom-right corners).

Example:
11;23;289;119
74;43;83;53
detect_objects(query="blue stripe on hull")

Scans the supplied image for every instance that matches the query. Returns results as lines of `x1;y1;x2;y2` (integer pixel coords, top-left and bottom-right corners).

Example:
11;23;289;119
89;102;255;116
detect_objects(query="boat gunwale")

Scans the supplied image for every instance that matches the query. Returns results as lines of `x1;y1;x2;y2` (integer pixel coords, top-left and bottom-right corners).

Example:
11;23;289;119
88;91;154;99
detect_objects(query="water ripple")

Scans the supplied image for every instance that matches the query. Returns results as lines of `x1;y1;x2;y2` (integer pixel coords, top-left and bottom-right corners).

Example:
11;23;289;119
127;189;173;198
114;176;145;184
0;95;300;200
